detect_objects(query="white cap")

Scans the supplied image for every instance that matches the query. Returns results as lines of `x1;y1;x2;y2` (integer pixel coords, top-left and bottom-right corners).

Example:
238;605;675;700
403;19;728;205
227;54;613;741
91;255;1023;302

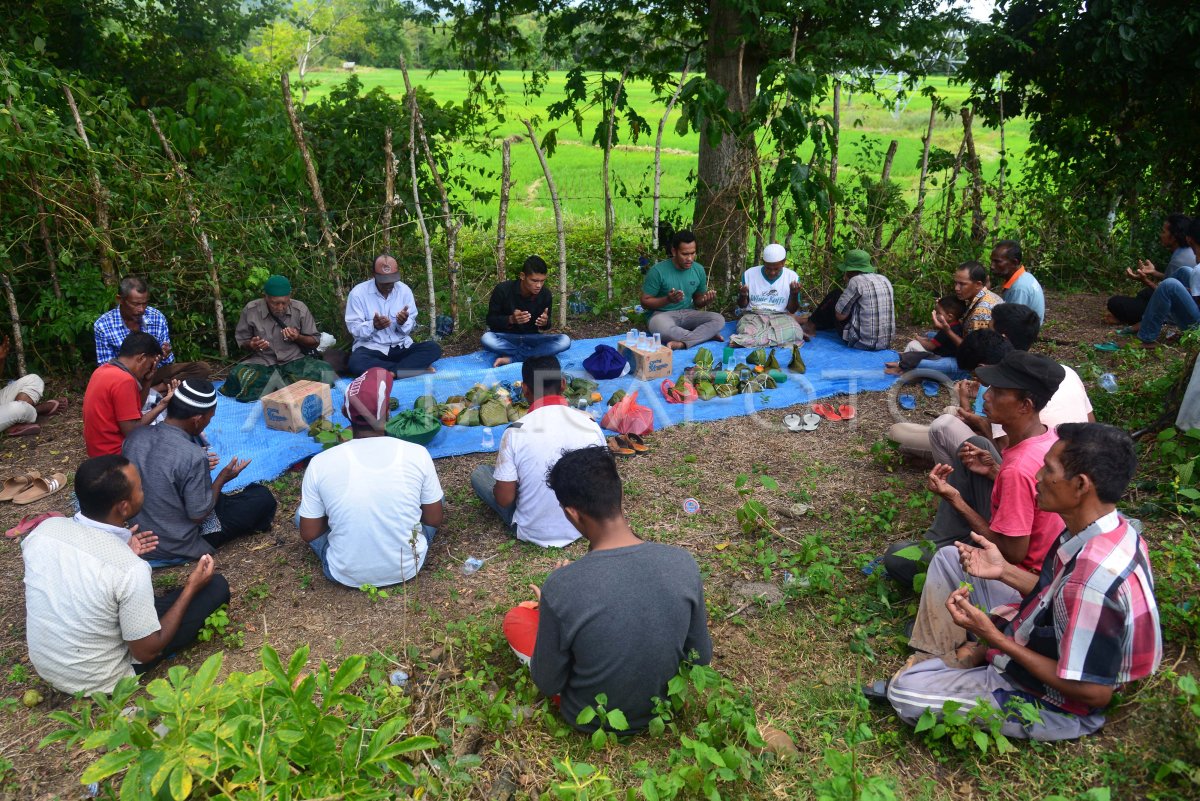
762;243;786;263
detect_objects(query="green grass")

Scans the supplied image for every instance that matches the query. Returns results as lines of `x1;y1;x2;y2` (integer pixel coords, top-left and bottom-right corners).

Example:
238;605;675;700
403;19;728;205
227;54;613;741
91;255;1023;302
298;68;1028;229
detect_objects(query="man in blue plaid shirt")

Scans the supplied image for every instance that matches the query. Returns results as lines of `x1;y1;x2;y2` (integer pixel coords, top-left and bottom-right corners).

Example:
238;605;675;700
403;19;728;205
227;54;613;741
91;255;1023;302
94;276;174;365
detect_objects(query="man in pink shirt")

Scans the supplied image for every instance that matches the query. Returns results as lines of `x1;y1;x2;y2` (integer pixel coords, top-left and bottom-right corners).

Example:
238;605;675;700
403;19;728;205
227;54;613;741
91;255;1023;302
905;350;1068;665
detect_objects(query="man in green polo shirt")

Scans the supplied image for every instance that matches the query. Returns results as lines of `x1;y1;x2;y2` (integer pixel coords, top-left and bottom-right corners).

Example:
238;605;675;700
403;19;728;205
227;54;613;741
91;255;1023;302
639;230;726;350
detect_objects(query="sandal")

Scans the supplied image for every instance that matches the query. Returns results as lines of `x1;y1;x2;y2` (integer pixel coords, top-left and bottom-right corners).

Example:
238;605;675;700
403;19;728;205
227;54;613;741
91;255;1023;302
837;404;857;420
1093;341;1119;352
801;413;820;431
625;433;649;453
898;394;917;410
5;422;41;437
812;403;842;422
0;471;39;502
783;413;803;432
37;398;68;418
861;679;890;704
5;511;64;539
607;436;635;457
12;472;68;505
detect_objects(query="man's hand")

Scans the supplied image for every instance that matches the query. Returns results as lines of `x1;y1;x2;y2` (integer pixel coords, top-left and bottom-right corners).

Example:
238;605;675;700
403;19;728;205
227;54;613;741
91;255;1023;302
395;307;410;327
372;312;391;330
931;308;950;331
281;326;300;342
953;406;991;438
956;532;1007;580
926;464;959;501
956;379;980;410
248;335;271;352
696;289;717;306
535;308;550;327
738;284;749;302
127;525;159;557
510;309;532;326
158;380;180;407
959;441;998;478
789;281;801;295
946;586;1002;642
206;450;220;471
916;334;939;351
218;456;251;483
161;342;173;359
185;554;216;593
666;288;685;304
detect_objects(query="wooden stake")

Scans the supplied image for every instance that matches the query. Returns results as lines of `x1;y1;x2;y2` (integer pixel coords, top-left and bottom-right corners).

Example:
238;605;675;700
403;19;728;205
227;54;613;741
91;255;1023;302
913;100;937;232
407;86;437;338
825;80;841;265
382;126;397;253
1;271;26;376
960;107;986;245
62;84;116;288
400;57;460;327
523;118;567;328
602;69;628;302
281;72;345;304
872;139;898;253
147;109;228;358
942;138;966;245
653;58;691;252
496;138;513;282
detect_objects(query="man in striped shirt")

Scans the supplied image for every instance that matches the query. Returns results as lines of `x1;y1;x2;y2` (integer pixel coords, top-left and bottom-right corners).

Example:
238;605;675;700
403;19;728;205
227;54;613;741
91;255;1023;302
883;423;1161;740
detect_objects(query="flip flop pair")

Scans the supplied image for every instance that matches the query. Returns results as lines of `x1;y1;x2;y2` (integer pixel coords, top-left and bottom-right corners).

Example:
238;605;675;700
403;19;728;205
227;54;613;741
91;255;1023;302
783;413;821;432
812;403;856;422
607;434;648;456
0;472;67;506
0;470;41;502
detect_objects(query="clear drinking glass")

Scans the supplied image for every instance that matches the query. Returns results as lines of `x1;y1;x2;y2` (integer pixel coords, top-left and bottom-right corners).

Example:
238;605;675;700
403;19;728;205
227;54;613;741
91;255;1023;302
653;332;662;349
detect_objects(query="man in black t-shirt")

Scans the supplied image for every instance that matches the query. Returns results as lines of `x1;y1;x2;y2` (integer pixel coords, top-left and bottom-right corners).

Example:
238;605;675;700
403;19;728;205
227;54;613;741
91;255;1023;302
482;256;572;367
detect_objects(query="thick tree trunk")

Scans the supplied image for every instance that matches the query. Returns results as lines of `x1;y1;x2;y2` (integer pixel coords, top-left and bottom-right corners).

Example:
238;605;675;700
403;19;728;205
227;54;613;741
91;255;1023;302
694;1;762;288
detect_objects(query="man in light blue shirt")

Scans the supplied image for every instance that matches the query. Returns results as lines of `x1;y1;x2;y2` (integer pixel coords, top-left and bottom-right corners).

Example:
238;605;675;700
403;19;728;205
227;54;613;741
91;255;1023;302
344;255;442;378
991;240;1045;323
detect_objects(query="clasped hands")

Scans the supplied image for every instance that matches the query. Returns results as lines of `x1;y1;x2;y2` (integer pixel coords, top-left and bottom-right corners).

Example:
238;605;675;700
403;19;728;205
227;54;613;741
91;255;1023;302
372;308;410;330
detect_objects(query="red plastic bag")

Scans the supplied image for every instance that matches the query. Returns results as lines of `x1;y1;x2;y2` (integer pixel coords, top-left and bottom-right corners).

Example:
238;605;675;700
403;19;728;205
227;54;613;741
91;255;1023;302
601;390;654;435
660;378;699;404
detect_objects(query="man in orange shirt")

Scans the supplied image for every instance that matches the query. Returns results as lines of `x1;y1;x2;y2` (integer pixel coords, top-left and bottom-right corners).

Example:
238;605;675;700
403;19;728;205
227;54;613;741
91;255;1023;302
83;332;175;457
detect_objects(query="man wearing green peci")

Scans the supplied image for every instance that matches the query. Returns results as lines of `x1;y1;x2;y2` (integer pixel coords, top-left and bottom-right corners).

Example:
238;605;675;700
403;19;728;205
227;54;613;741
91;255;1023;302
639;230;726;350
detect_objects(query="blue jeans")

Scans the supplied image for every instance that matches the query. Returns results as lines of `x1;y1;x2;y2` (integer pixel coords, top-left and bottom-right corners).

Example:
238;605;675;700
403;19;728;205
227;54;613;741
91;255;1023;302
469;464;517;530
295;510;437;587
348;341;442;378
1139;277;1200;343
480;332;571;361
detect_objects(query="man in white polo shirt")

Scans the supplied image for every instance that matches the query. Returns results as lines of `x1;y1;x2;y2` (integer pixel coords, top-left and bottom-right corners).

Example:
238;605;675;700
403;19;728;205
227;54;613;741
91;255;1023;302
23;455;228;695
730;243;805;347
471;355;606;547
297;367;445;587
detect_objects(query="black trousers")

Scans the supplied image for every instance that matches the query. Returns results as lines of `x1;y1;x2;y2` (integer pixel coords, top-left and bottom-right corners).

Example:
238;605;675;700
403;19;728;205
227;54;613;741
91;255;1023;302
134;574;231;673
1106;287;1153;324
207;483;278;549
810;289;848;331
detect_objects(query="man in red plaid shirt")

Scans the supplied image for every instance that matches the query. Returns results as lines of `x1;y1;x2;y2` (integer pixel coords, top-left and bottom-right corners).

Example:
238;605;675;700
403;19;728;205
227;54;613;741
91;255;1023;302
883;423;1162;740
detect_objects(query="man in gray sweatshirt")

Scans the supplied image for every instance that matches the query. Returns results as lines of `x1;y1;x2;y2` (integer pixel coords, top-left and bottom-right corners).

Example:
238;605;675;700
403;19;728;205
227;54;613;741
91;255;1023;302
503;445;712;732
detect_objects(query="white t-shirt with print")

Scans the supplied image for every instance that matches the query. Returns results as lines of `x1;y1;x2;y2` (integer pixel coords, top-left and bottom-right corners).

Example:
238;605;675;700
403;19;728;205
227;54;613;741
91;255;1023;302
493;404;606;547
742;265;800;314
299;436;444;586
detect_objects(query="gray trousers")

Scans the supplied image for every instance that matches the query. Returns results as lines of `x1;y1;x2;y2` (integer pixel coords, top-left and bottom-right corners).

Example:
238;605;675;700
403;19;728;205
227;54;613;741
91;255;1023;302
887;657;1106;741
887;410;975;462
646;309;726;348
883;434;1001;588
908;546;1022;659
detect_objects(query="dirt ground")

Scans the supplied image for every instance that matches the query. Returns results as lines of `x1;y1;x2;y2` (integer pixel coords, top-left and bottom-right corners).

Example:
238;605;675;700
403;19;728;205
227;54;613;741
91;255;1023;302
0;290;1189;799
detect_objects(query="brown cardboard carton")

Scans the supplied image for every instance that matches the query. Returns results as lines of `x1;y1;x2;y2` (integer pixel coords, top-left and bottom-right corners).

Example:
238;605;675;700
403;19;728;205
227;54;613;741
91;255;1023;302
617;342;673;380
262;380;333;433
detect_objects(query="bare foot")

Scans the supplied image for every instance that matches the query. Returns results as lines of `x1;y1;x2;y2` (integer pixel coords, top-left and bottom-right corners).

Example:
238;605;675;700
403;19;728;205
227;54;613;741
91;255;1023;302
949;641;987;669
1102;311;1119;325
667;341;685;351
883;365;902;375
711;333;725;343
426;366;438;373
492;356;512;368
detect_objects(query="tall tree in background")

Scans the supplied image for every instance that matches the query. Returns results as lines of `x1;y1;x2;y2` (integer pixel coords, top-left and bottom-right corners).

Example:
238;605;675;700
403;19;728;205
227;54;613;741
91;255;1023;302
429;0;965;280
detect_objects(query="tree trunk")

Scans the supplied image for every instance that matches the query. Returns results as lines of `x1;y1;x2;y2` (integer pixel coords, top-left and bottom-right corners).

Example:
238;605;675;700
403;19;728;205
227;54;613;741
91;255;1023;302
653;57;691;252
942;138;966;245
825;80;841;266
694;1;763;288
62;84;116;288
960;107;986;246
523;119;567;328
281;71;344;304
147;109;228;358
496;138;513;282
913;101;938;232
872;139;898;253
1;271;27;376
407;94;437;338
382;126;396;252
603;69;628;302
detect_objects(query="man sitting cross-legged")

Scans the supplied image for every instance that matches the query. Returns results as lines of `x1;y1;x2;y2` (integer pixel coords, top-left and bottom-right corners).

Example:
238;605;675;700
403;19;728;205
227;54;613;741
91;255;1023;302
883;423;1162;741
297;367;445;588
882;350;1067;589
470;355;605;547
123;379;278;566
482;256;572;368
502;445;712;732
640;230;726;350
22;455;229;695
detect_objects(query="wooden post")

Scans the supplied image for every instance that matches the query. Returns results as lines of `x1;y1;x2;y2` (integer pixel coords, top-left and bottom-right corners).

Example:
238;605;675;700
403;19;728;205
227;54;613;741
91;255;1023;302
407;87;437;338
281;72;345;304
960;107;986;246
382;126;397;252
523;118;567;328
872;139;898;253
496;138;513;282
147;109;228;358
942;138;966;245
62;84;116;288
824;80;841;264
913;100;937;232
400;57;460;327
1;271;26;376
653;58;691;252
602;69;628;301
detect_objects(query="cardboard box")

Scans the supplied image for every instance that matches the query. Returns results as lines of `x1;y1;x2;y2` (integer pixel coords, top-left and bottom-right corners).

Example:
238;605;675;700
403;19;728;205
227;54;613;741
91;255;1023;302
262;380;333;433
617;342;674;380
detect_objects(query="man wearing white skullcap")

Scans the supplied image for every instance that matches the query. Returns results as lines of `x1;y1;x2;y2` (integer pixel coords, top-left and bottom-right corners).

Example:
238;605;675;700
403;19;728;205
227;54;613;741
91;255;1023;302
123;379;278;567
730;243;807;347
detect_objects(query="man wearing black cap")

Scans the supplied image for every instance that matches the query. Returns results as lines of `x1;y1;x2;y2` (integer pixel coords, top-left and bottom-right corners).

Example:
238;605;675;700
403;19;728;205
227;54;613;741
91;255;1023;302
123;379;278;566
883;351;1067;596
345;255;442;379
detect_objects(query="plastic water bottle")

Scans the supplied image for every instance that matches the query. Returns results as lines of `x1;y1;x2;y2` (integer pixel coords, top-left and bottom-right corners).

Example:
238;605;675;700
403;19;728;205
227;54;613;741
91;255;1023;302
462;556;485;575
653;332;662;349
481;427;494;448
626;329;637;347
1099;373;1118;393
389;670;409;687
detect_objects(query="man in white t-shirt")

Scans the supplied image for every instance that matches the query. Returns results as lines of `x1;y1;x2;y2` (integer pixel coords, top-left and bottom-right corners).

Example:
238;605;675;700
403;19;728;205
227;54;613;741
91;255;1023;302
297;367;444;587
730;243;806;347
471;355;606;547
23;455;228;695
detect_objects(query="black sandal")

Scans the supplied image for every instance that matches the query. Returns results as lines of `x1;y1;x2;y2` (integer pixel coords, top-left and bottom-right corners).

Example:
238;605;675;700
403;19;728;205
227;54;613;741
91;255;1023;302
861;680;890;704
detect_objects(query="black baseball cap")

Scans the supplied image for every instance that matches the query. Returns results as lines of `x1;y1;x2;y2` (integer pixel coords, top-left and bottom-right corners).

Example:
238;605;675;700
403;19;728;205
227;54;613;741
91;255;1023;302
975;350;1065;396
